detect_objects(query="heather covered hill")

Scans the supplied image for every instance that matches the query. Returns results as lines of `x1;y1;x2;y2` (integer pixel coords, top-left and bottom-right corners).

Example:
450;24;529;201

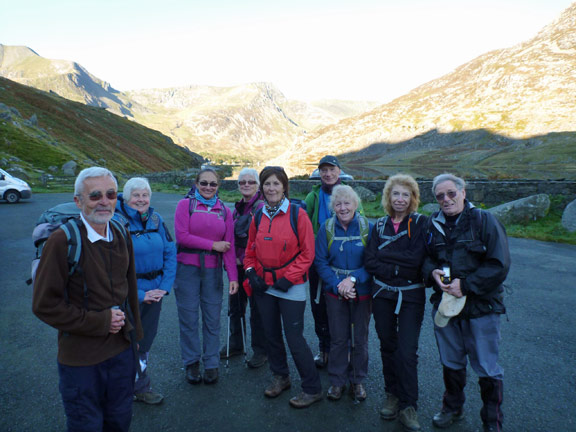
272;2;576;178
0;76;203;174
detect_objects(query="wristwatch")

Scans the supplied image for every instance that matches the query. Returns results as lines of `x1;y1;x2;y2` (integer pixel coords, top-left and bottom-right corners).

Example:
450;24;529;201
350;276;357;285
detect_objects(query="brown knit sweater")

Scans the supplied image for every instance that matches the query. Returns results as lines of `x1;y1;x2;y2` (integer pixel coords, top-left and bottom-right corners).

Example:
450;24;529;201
32;222;143;366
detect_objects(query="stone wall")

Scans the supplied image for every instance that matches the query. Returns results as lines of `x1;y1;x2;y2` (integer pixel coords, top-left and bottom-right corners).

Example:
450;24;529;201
219;179;576;206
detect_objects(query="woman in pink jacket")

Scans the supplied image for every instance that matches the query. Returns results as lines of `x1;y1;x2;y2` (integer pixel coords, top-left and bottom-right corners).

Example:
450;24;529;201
174;168;238;385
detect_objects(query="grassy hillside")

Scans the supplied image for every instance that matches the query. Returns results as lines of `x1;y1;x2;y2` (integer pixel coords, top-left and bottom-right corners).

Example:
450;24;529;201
0;77;203;175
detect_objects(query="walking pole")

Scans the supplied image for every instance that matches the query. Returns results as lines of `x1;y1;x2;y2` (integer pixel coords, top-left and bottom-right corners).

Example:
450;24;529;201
238;287;248;366
349;297;359;405
225;292;231;369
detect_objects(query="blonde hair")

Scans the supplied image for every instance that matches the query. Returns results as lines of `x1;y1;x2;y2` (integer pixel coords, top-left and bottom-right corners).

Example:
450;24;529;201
329;185;360;211
382;174;420;216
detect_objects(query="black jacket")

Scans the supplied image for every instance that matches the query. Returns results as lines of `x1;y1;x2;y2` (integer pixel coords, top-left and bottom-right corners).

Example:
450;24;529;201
365;213;427;304
422;201;511;318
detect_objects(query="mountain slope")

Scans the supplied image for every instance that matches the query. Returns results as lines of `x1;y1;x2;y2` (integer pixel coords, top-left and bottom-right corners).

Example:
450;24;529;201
0;45;137;117
273;3;576;176
0;76;203;174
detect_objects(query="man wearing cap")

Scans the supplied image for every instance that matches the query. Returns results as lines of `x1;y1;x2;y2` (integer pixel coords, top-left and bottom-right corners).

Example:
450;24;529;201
422;173;510;432
304;155;362;368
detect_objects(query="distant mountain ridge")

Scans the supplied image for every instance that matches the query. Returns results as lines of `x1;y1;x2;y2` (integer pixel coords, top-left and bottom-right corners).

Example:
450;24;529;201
272;2;576;176
0;44;378;164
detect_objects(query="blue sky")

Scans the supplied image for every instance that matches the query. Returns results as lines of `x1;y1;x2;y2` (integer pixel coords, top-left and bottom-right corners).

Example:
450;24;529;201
1;0;573;101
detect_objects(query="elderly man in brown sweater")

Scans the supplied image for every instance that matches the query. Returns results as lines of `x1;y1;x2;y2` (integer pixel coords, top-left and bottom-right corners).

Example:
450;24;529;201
33;167;143;432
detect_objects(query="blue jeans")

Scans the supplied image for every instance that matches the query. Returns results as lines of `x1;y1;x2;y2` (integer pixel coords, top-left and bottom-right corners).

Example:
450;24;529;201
174;263;223;369
58;348;135;432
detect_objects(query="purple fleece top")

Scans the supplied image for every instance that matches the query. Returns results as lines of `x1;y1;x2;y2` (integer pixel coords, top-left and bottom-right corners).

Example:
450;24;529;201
174;198;238;282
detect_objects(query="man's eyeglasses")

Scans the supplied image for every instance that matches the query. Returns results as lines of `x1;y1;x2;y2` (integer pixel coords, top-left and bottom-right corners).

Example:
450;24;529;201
238;180;257;186
435;190;458;202
199;181;218;188
88;190;117;201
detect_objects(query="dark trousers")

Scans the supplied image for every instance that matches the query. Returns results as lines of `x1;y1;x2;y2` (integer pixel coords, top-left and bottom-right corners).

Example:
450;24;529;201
255;293;322;394
325;294;371;386
58;348;135;432
309;265;330;352
226;265;266;355
373;297;425;410
134;299;162;393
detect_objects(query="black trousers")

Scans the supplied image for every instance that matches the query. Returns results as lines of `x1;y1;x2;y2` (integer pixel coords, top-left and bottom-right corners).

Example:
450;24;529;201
308;265;330;352
255;293;322;394
226;265;266;355
373;297;425;410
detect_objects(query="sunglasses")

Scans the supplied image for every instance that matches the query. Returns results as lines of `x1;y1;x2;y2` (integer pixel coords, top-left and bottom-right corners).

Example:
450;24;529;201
238;180;257;186
435;190;458;202
88;190;117;201
198;181;218;188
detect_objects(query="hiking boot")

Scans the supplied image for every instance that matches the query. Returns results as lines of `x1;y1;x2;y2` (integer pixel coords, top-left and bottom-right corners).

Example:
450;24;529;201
349;383;367;401
327;385;344;401
380;393;400;420
203;368;219;384
399;406;421;432
185;362;202;385
482;423;500;432
264;375;291;398
289;391;323;408
247;352;268;369
314;351;329;368
432;409;465;428
219;345;243;359
134;390;164;405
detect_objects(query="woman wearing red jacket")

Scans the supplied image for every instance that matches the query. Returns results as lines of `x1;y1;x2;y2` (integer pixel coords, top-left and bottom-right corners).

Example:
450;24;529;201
244;166;322;409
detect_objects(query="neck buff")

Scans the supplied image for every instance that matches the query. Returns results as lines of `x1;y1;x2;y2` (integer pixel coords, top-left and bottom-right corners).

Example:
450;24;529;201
321;178;342;194
195;189;218;207
265;194;286;217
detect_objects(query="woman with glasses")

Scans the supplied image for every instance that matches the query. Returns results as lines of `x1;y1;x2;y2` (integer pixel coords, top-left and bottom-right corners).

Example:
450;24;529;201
364;174;427;432
220;168;267;368
243;166;322;408
113;177;177;405
174;168;238;385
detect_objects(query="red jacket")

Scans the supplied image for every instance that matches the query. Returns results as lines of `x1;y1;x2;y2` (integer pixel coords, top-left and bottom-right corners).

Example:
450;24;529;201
244;205;315;290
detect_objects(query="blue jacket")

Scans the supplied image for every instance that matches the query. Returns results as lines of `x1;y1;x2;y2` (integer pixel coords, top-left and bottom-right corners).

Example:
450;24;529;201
314;213;373;297
114;194;177;302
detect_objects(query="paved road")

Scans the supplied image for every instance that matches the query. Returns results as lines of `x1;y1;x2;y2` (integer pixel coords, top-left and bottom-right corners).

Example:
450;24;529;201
1;193;575;432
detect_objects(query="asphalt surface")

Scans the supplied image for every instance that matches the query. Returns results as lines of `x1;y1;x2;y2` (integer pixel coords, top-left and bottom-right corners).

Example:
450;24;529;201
1;193;575;432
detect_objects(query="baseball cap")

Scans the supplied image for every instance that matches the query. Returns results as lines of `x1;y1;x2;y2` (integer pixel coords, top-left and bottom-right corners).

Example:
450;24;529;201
434;292;467;327
318;155;341;168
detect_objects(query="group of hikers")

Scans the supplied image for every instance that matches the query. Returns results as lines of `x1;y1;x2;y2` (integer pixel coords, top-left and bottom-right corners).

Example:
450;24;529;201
32;155;511;432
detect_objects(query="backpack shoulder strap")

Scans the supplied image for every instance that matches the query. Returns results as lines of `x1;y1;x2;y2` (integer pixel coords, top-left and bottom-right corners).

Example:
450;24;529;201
110;218;128;241
471;207;487;242
358;215;370;246
218;199;227;221
253;207;264;231
188;197;197;216
376;215;389;238
289;203;300;244
325;216;336;249
60;218;82;276
149;212;161;230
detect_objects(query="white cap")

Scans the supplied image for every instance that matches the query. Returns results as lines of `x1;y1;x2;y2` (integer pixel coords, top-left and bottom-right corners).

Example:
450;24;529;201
434;292;467;327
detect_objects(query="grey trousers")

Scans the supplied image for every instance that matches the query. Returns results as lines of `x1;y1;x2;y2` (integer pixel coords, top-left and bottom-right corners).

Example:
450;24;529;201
174;263;223;369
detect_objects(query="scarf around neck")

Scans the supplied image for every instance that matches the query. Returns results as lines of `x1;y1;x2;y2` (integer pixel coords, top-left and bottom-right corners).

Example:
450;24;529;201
195;189;218;208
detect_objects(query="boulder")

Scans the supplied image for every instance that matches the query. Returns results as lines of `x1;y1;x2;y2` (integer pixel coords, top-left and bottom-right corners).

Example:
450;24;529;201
561;199;576;232
421;203;440;214
62;161;77;176
355;185;377;202
487;194;550;225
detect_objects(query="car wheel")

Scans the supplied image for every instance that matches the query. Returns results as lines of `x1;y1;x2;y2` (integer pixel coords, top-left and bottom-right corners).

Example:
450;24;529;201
5;190;21;203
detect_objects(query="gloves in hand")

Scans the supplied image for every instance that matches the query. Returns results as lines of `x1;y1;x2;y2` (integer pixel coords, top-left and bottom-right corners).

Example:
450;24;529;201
246;268;268;295
272;277;293;293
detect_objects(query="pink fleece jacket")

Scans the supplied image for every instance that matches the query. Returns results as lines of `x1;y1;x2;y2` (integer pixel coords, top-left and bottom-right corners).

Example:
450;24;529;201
174;198;238;282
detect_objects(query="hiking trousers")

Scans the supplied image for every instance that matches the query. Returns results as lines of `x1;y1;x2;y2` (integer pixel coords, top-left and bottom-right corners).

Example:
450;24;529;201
309;265;331;353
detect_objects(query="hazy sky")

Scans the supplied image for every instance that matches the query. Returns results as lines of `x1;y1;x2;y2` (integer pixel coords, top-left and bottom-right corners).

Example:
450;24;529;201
1;0;573;102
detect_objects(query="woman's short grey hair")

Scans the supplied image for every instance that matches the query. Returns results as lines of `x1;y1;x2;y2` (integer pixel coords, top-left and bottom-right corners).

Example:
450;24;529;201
432;173;466;194
74;167;117;196
123;177;152;199
329;185;360;211
238;168;259;185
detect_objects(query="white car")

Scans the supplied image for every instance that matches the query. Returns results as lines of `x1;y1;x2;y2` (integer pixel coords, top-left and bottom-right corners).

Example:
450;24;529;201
0;168;32;203
309;168;354;180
